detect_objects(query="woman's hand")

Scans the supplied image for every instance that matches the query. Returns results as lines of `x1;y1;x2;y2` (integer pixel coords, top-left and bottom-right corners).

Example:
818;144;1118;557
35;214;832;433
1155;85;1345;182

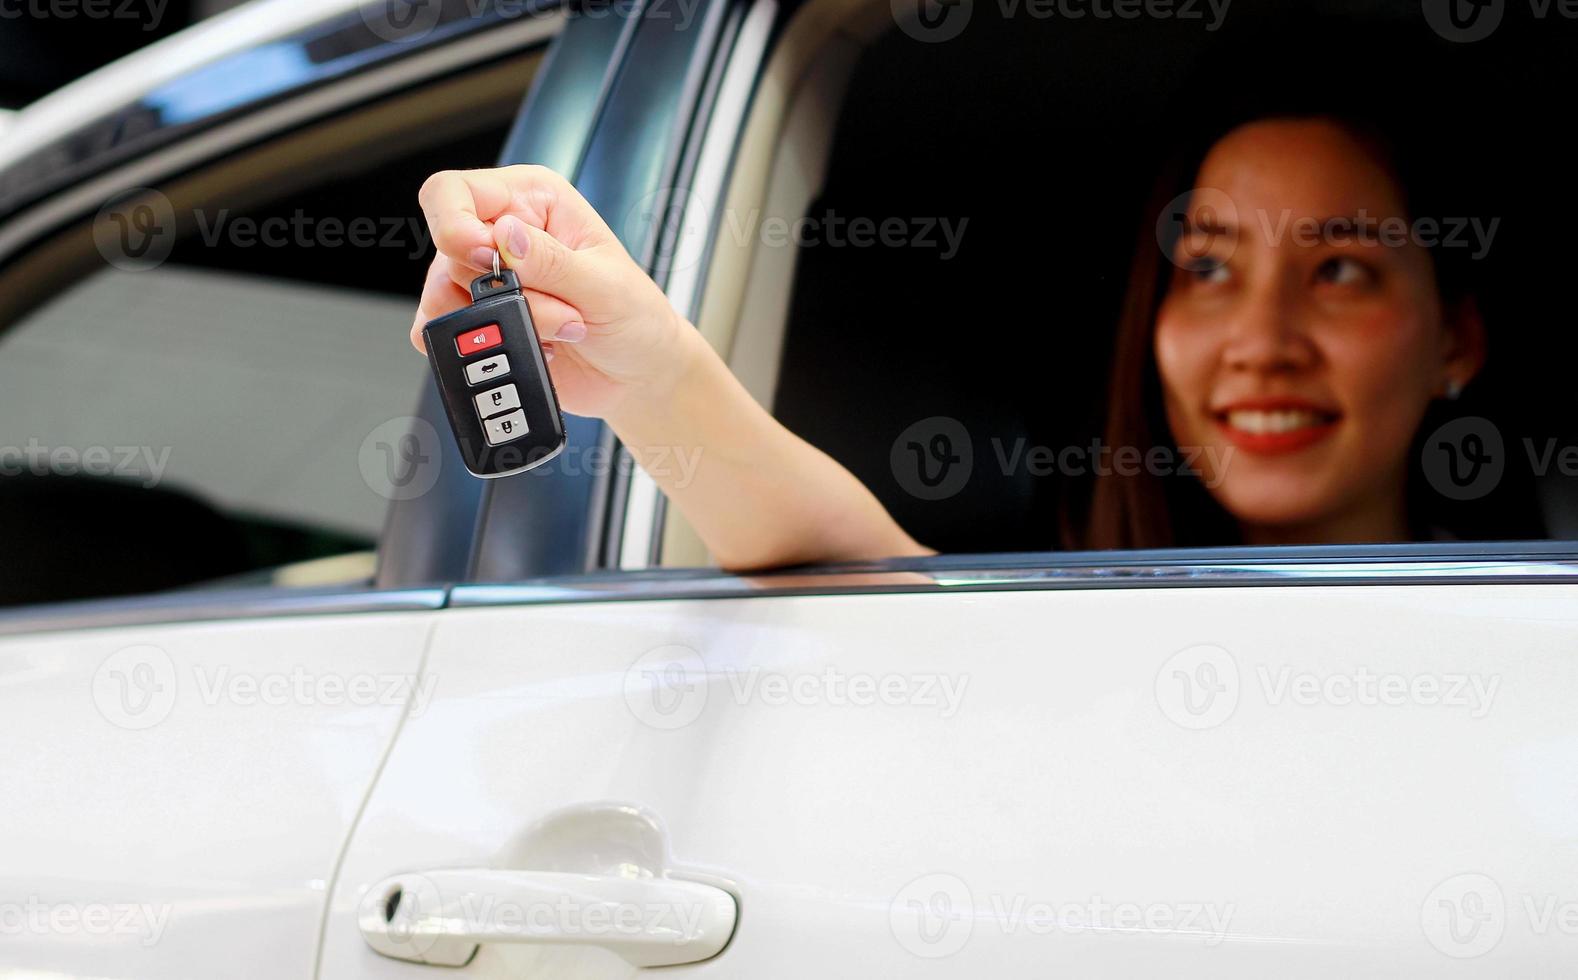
410;164;930;570
412;164;693;423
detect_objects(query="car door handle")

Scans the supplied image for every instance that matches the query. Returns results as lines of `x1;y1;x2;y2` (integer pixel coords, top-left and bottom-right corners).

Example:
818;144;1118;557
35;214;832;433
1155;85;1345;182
358;868;738;968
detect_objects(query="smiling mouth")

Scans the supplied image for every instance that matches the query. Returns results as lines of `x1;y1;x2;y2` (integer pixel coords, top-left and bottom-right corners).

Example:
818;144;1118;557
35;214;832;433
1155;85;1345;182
1213;407;1341;454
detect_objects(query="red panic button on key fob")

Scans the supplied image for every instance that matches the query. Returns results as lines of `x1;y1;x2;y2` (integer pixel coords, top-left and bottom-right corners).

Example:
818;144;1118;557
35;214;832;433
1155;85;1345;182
456;323;503;357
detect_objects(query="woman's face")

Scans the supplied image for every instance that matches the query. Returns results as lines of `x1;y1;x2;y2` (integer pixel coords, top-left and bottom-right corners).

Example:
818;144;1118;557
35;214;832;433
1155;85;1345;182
1155;118;1482;542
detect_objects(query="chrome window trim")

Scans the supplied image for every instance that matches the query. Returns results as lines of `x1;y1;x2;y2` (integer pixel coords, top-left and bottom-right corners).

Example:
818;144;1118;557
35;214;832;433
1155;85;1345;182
0;0;398;177
0;10;564;269
0;585;447;637
453;544;1578;607
3;546;1572;636
618;0;779;570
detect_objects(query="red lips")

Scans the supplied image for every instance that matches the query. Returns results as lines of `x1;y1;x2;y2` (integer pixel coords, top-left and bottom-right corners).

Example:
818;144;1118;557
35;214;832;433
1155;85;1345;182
1211;398;1341;455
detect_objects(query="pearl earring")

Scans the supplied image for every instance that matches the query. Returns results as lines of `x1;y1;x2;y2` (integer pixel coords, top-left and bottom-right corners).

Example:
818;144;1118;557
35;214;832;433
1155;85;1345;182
1444;378;1463;401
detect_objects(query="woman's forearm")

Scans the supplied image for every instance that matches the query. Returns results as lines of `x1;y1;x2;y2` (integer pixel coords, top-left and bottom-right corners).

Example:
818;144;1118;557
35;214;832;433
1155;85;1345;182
605;321;932;571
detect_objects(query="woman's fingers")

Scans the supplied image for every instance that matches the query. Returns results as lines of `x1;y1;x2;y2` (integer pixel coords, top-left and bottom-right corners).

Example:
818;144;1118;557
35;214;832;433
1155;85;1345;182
414;254;588;355
520;288;588;343
410;255;471;353
417;169;518;273
490;213;607;303
419;164;619;274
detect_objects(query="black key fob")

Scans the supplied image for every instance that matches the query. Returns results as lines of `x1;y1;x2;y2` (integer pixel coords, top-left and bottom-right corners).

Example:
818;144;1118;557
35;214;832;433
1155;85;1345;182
422;265;566;478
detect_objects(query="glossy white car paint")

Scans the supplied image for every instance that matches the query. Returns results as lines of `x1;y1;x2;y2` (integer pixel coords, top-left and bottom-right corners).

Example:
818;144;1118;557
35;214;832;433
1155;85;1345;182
319;583;1578;976
0;612;432;979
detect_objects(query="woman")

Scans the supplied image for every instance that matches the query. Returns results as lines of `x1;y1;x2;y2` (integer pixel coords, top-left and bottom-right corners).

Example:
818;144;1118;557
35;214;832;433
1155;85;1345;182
409;107;1486;568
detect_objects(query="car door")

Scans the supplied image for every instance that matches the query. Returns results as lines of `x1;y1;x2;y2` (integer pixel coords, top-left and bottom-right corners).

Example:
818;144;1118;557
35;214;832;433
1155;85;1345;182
0;4;568;977
324;559;1578;977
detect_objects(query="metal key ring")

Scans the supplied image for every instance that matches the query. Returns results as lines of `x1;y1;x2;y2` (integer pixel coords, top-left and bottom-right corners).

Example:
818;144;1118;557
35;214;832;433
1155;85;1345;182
492;248;501;280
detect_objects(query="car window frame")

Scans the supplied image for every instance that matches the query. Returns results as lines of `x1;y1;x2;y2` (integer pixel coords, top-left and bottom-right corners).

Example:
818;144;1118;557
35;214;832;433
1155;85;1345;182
0;4;564;632
588;0;1578;586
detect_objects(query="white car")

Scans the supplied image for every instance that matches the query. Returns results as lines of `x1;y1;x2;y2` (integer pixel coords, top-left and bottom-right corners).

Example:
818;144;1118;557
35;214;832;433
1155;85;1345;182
1;0;1575;977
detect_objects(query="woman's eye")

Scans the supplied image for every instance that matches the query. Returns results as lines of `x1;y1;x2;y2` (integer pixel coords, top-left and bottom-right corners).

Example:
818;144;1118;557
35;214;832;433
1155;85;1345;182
1182;256;1230;284
1315;256;1373;287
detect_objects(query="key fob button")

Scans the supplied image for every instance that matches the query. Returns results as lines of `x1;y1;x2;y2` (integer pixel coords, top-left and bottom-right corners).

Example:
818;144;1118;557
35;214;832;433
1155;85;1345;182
473;383;521;419
483;409;529;446
464;353;510;386
456;323;503;356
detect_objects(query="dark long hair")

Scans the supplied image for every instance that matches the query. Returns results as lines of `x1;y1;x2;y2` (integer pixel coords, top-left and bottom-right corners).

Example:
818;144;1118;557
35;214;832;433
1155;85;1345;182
1072;29;1487;551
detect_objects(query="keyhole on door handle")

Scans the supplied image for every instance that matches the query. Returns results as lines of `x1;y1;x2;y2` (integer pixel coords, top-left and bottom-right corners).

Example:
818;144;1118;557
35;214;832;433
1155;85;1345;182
382;887;403;924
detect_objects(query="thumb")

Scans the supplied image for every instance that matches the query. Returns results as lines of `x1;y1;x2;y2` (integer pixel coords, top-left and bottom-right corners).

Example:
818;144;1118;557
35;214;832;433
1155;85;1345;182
493;213;599;301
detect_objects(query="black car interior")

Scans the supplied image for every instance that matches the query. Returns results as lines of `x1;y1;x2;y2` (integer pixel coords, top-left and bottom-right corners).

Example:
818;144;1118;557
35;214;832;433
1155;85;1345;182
773;1;1578;554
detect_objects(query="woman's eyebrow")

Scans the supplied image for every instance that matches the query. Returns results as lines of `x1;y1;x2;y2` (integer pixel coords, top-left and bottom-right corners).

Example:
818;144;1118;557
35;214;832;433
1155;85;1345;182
1180;214;1235;237
1303;215;1390;242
